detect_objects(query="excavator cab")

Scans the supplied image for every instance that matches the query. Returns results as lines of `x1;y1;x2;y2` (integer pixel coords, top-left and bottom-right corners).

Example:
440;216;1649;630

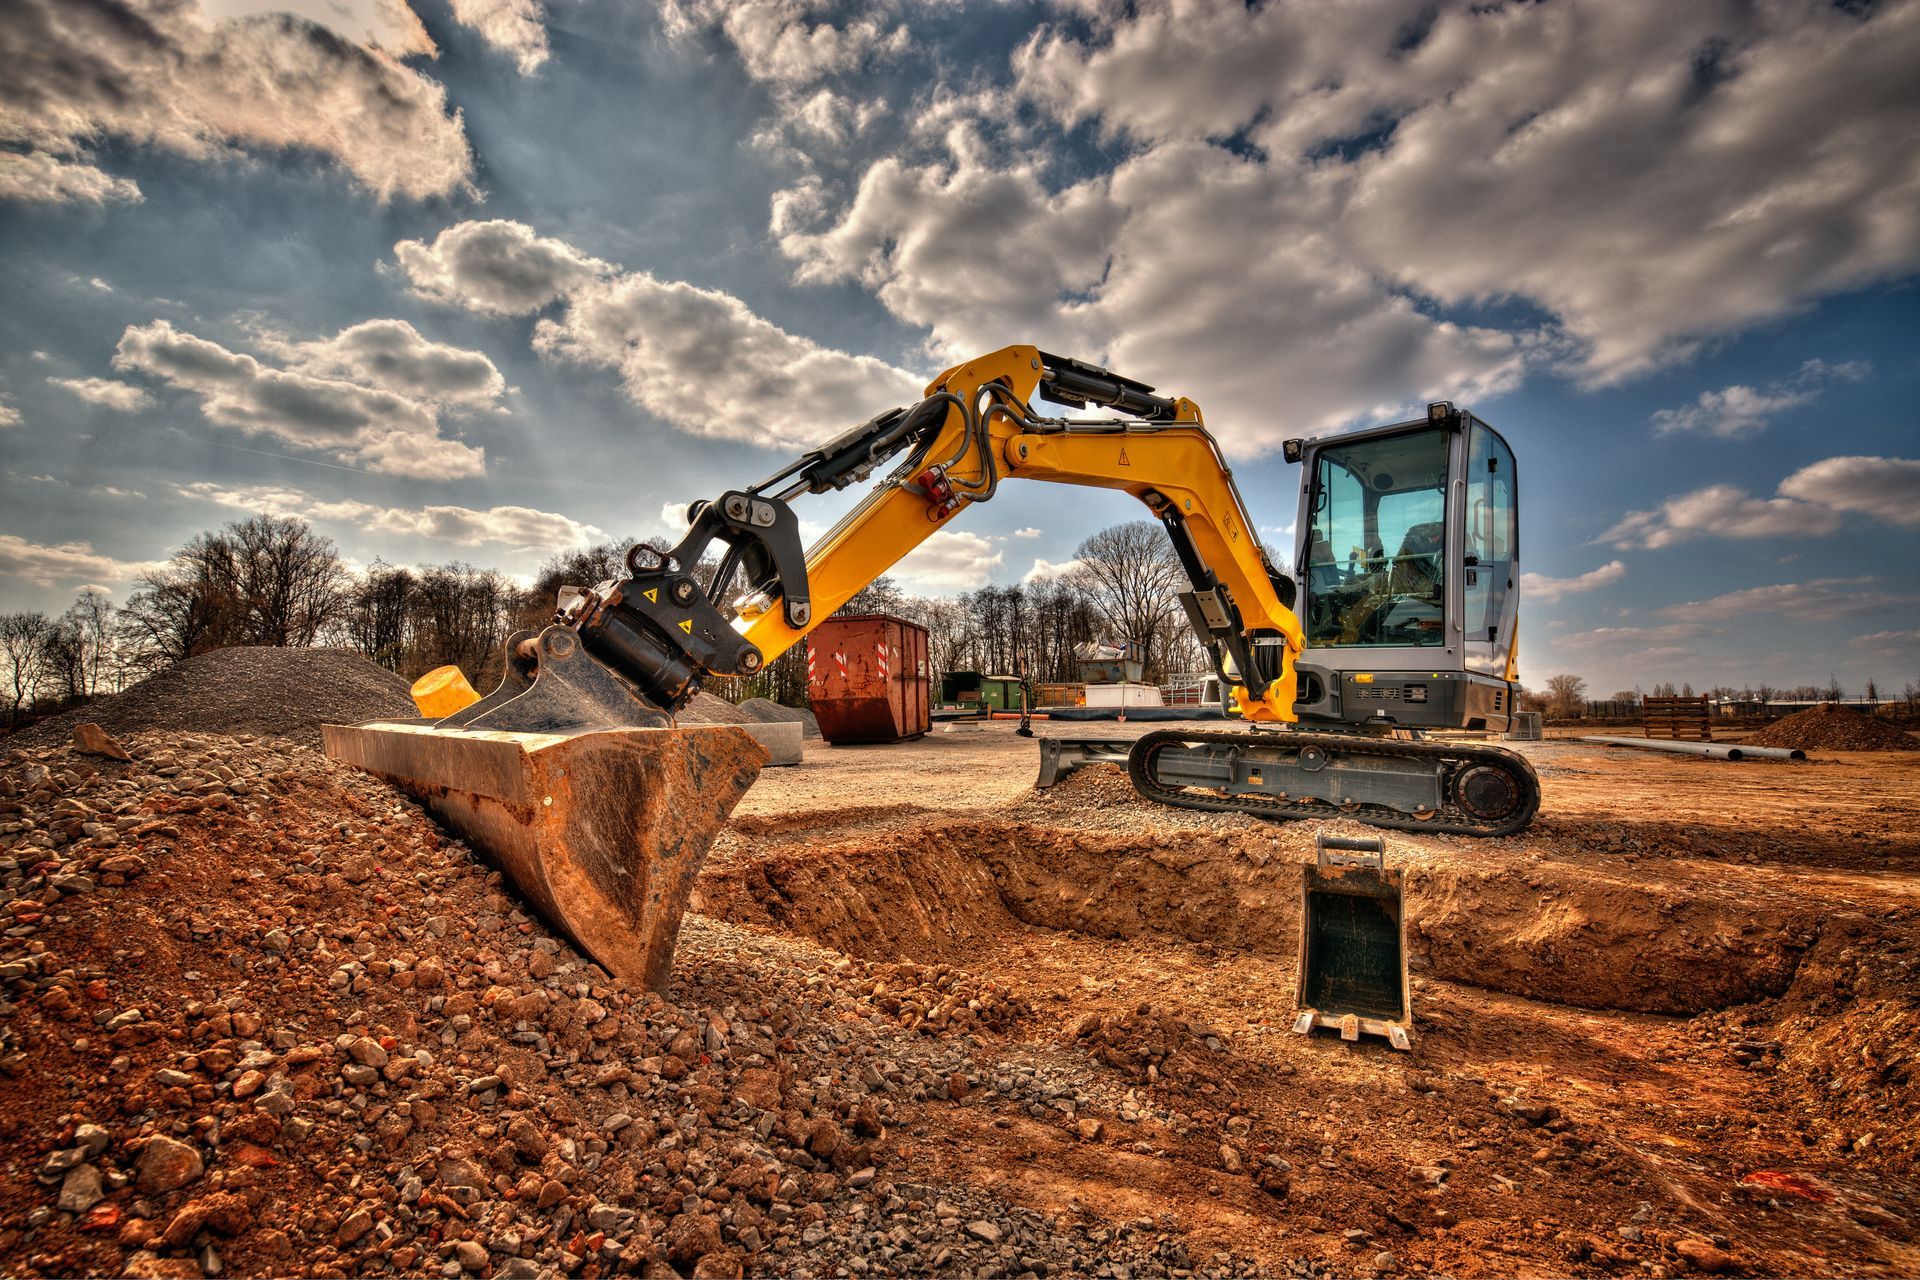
1285;403;1521;734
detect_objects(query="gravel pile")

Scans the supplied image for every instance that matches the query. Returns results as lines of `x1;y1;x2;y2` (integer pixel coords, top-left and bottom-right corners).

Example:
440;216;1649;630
1744;704;1919;752
735;700;821;741
0;730;1255;1278
9;649;413;751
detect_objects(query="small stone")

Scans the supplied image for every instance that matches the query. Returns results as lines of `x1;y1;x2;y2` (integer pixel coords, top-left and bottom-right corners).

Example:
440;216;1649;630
232;1070;266;1099
848;1167;876;1189
536;1180;568;1211
348;1037;388;1068
337;1209;374;1245
1219;1144;1245;1175
454;1239;489;1272
665;1211;724;1266
965;1220;1002;1245
1674;1238;1735;1274
74;1124;110;1158
72;723;132;761
136;1136;203;1194
1075;1118;1104;1143
1374;1251;1397;1272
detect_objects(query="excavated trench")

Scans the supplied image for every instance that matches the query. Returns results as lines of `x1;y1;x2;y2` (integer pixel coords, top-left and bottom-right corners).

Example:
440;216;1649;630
695;817;1823;1016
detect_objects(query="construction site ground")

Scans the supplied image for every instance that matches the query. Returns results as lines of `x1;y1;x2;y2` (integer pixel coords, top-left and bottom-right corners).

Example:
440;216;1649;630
702;722;1920;1277
4;711;1917;1278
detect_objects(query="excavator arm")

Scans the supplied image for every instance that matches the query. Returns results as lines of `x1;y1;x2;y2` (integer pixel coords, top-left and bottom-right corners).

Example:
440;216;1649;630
559;344;1303;727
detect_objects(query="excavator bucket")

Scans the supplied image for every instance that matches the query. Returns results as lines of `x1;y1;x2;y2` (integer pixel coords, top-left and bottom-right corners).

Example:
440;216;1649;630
1293;833;1413;1051
324;630;769;991
324;721;764;991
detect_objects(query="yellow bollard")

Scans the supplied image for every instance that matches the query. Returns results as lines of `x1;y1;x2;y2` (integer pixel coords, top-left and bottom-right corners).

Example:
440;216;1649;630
410;665;481;719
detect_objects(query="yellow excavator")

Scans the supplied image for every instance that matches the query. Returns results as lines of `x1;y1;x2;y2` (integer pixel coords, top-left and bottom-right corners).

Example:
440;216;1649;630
326;344;1537;1001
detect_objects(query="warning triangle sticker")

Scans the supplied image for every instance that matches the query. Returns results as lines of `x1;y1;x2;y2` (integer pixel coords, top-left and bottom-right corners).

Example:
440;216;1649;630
643;588;658;603
1117;447;1130;466
677;619;694;634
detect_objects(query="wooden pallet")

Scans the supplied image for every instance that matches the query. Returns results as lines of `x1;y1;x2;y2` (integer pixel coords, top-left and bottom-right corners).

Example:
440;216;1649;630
1642;695;1712;741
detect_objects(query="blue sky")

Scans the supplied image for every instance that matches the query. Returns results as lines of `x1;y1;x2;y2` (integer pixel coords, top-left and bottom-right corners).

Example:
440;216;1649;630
1;0;1917;697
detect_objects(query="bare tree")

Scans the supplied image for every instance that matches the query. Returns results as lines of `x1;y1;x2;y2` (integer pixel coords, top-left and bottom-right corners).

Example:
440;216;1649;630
1069;521;1187;682
119;517;348;670
1;612;55;728
338;563;418;672
1544;673;1587;719
63;591;115;696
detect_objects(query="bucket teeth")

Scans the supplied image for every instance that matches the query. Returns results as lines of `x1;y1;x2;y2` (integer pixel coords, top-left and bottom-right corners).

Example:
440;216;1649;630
323;721;766;991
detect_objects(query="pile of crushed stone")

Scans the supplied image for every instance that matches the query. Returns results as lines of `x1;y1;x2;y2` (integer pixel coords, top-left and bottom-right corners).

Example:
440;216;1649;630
0;731;1237;1279
679;694;821;740
1744;704;1919;752
736;698;821;740
8;648;413;751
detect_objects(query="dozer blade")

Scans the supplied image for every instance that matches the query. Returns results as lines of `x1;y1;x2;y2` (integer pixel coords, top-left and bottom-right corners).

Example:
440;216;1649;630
323;721;766;992
1293;833;1413;1051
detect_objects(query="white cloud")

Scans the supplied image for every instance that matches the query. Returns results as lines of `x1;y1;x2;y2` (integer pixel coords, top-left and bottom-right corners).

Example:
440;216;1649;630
1598;484;1839;550
1777;455;1920;527
87;277;112;292
450;0;549;74
399;220;922;450
395;220;614;315
1011;527;1041;539
269;319;507;406
1601;453;1920;548
180;483;599;550
776;142;1529;454
892;530;1003;592
1520;560;1627;603
0;0;474;204
661;0;908;88
0;152;143;205
778;0;1920;430
532;270;923;449
1554;622;1707;652
1651;359;1870;439
0;534;161;589
46;377;152;412
1660;577;1908;623
113;320;488;479
0;399;19;429
661;502;693;531
1023;556;1085;585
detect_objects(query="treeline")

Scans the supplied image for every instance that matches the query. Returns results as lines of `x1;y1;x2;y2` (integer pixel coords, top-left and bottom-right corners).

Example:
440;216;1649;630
3;514;1213;728
1524;673;1920;721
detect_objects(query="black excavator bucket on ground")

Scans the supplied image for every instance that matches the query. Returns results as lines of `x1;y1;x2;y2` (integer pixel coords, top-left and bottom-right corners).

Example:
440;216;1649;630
1293;832;1413;1050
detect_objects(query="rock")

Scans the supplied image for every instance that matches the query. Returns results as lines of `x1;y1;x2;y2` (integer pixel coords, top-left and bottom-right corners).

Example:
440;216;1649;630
72;723;132;761
348;1036;388;1068
805;1117;842;1160
58;1164;105;1213
454;1239;490;1272
1374;1251;1397;1272
537;1180;568;1211
1674;1238;1736;1274
691;1251;745;1279
965;1220;1003;1245
666;1211;725;1266
1075;1118;1104;1143
336;1208;374;1245
136;1135;203;1194
506;1115;548;1162
74;1123;111;1157
1219;1144;1245;1175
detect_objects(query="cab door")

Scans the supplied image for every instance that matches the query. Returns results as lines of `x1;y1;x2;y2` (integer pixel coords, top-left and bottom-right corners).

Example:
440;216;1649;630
1461;419;1518;675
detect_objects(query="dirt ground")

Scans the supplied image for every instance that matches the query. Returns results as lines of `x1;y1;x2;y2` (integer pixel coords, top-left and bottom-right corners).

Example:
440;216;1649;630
697;721;1920;1277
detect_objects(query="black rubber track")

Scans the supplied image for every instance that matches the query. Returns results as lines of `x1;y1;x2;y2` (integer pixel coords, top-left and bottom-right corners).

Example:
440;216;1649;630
1127;728;1542;838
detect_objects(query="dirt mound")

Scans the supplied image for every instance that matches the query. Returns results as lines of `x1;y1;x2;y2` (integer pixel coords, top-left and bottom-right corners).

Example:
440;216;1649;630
738;697;822;739
0;732;1032;1278
1744;704;1919;751
9;647;412;750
